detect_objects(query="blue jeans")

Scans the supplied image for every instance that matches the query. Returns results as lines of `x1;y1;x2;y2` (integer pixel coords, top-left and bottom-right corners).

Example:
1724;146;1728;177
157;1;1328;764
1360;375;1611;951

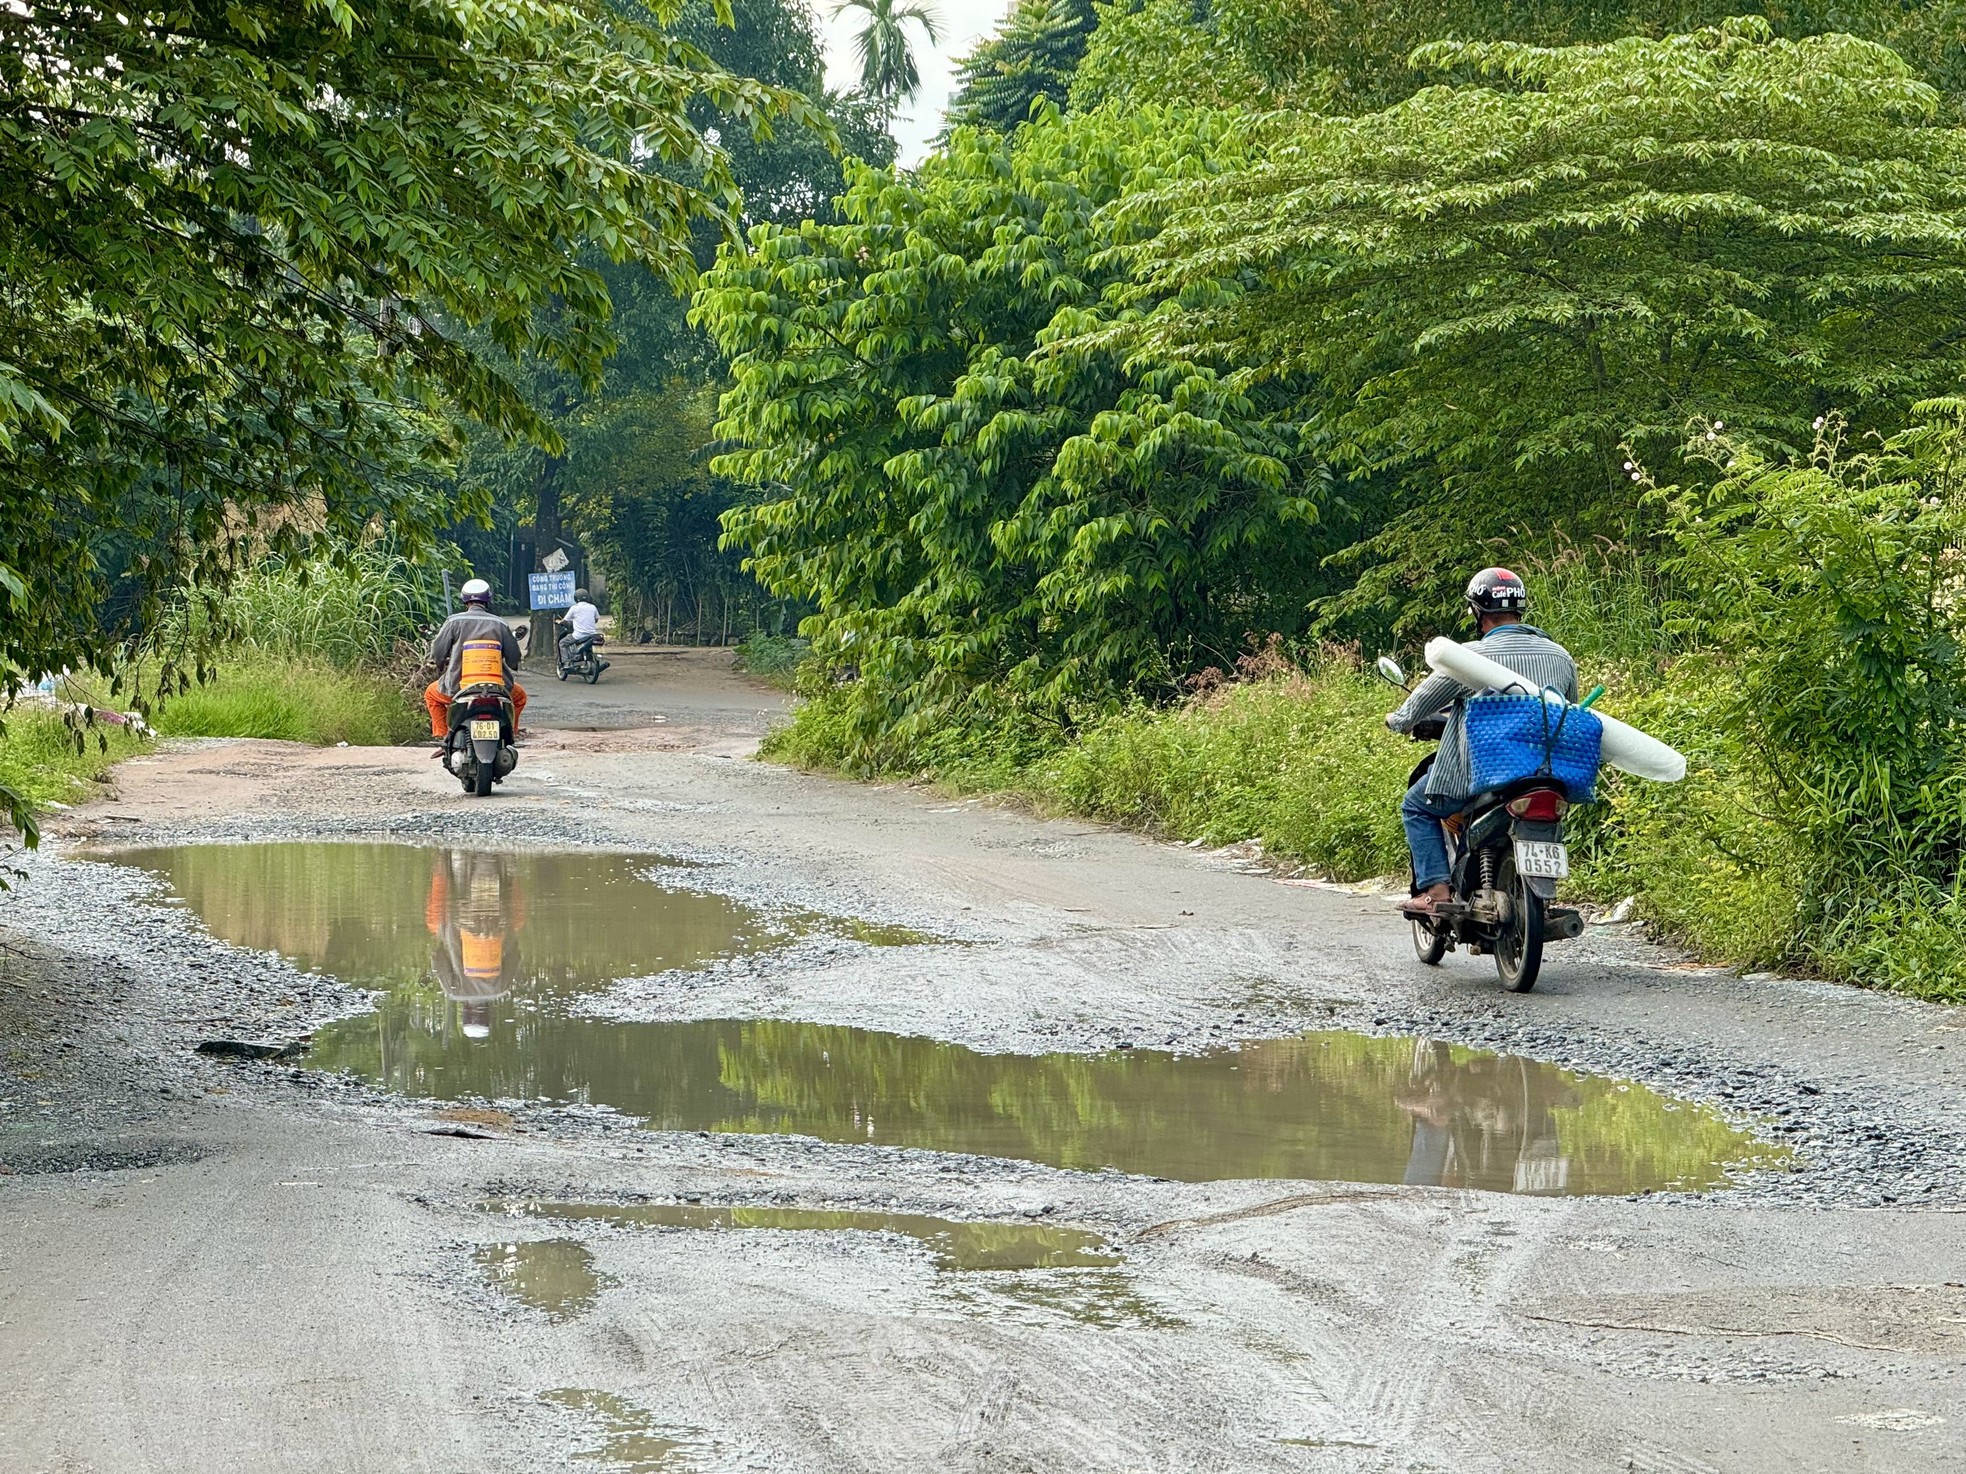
1401;777;1463;892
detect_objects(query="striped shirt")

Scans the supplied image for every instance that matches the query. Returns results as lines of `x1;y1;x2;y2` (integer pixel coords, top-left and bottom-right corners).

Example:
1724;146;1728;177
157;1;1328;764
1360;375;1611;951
1387;624;1579;800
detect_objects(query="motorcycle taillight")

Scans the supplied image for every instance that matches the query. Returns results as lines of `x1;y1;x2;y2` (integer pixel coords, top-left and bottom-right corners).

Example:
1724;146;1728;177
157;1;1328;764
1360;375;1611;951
1506;789;1567;822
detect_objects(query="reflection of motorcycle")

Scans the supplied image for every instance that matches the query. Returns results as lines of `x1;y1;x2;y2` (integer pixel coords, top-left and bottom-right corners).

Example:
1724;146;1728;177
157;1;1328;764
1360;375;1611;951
443;640;519;797
1395;1040;1575;1194
1376;657;1585;992
425;851;525;1040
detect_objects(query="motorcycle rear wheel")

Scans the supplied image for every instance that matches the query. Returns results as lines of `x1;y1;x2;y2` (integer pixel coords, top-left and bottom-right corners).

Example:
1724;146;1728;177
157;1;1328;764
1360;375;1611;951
472;759;496;797
583;661;600;684
1412;917;1448;965
1494;856;1544;992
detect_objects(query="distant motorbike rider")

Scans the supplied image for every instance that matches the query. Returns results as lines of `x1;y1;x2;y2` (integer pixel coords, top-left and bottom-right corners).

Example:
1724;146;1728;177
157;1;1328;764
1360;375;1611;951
424;578;528;741
1383;568;1577;920
556;587;602;670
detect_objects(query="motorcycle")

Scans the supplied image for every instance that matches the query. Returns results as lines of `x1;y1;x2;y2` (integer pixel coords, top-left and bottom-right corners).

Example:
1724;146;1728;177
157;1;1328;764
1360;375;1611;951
557;630;609;684
1377;656;1585;993
443;677;518;797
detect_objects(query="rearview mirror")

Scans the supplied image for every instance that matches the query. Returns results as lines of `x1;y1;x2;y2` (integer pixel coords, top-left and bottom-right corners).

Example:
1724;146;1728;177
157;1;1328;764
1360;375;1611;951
1375;655;1409;690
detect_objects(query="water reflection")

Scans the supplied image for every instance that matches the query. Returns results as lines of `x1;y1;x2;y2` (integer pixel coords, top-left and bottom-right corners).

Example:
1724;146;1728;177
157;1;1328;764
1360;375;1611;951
431;851;524;1041
1398;1039;1578;1194
473;1238;607;1319
107;841;1782;1195
487;1199;1121;1271
109;842;790;1055
542;1389;706;1472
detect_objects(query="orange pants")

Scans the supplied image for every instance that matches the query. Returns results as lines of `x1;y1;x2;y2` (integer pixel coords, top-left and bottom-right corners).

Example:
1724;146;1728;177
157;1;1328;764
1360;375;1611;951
425;681;526;739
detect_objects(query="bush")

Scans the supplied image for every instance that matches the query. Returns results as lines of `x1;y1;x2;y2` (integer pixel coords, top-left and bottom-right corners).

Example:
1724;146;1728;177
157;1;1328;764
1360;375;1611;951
210;547;454;669
1567;657;1804;971
0;707;150;811
152;658;425;746
1027;658;1411;881
732;631;809;687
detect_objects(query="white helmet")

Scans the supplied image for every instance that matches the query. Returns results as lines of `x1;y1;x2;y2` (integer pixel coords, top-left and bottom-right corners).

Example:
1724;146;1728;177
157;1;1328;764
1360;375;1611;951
459;578;492;605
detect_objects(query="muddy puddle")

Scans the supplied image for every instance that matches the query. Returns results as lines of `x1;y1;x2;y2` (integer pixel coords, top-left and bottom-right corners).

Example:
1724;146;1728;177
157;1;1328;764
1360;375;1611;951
474;1239;608;1319
487;1198;1121;1270
542;1388;708;1472
112;841;1779;1195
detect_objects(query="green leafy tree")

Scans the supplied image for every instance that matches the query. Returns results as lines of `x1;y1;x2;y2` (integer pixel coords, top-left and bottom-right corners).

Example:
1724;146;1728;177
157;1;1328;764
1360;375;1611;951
945;0;1098;135
452;0;892;640
834;0;944;106
1070;0;1966;116
1138;21;1966;632
697;108;1338;771
0;0;811;704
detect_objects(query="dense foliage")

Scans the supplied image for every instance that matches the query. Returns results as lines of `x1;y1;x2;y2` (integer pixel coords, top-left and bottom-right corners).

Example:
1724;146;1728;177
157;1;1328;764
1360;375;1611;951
449;0;890;641
699;108;1347;769
0;0;808;698
1140;21;1966;631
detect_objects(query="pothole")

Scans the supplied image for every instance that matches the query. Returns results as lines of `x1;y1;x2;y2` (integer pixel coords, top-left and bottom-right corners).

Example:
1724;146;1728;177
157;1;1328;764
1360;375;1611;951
106;840;1785;1195
473;1238;609;1320
541;1388;711;1472
485;1198;1122;1271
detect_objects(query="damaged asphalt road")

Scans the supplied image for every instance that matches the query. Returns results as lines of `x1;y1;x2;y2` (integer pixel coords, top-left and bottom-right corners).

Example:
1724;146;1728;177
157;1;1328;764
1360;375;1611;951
2;649;1963;1473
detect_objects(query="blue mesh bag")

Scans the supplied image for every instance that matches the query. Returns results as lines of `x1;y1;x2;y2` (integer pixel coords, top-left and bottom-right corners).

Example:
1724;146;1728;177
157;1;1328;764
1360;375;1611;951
1465;693;1602;802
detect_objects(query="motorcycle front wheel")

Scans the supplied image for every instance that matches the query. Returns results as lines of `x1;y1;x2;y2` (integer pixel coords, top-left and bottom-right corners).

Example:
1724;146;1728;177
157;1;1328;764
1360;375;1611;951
1494;855;1544;992
1412;917;1448;965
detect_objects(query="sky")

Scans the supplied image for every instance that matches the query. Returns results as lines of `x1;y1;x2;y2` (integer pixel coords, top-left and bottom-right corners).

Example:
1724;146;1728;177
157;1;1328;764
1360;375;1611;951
818;0;1013;166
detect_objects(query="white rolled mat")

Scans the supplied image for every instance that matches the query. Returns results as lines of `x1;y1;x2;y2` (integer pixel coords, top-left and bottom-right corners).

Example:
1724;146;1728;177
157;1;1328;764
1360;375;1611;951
1422;636;1686;783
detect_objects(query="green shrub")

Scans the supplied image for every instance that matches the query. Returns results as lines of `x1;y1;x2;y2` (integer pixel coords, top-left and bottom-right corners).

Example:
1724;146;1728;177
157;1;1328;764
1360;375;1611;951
171;546;456;671
1026;659;1411;881
732;632;809;687
0;707;151;811
1567;657;1804;971
152;658;424;746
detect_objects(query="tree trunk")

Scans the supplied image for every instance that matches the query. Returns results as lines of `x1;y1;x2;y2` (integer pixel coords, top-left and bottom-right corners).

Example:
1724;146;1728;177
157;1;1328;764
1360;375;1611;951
526;452;565;666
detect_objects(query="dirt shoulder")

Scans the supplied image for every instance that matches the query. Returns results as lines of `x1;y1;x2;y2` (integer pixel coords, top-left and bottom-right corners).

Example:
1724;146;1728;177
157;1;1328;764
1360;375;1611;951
3;650;1963;1473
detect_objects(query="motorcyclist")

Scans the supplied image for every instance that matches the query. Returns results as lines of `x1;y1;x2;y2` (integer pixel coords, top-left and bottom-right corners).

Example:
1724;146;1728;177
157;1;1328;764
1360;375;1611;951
1383;568;1577;920
556;587;602;671
424;578;527;741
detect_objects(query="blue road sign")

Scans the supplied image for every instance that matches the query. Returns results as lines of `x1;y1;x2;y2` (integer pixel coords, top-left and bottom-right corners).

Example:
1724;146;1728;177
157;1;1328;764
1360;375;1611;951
527;571;576;611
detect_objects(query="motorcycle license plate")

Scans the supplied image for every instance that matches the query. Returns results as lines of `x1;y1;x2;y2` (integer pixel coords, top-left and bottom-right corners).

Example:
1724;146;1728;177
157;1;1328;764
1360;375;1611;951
1515;840;1569;879
469;719;500;741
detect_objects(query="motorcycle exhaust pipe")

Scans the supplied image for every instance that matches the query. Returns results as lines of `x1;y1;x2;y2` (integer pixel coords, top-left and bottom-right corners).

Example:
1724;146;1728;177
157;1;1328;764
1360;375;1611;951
1541;907;1585;942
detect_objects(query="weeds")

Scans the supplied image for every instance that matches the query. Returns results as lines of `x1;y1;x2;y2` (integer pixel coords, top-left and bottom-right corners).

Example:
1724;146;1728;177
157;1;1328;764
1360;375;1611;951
149;658;426;746
733;631;809;688
0;707;151;810
1027;659;1412;881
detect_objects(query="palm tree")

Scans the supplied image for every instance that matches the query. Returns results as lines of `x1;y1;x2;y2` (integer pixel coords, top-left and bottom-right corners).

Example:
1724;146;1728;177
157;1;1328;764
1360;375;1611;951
834;0;943;107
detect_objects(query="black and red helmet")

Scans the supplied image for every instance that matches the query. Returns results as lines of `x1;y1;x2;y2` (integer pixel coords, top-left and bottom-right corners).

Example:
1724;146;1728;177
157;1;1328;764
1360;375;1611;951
1465;567;1529;617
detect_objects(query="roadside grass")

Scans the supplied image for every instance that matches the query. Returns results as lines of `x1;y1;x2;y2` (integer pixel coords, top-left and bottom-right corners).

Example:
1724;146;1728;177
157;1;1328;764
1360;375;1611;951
1023;666;1412;882
766;638;1966;1003
0;707;151;810
151;657;425;746
733;631;809;688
